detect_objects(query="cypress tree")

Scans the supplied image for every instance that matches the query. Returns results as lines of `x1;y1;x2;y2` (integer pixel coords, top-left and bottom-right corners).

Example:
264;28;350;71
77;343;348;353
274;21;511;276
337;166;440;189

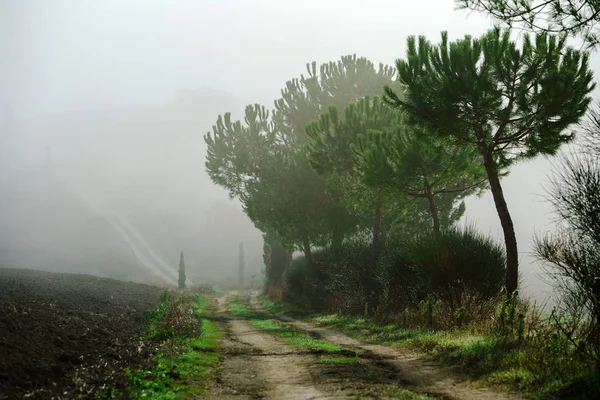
238;242;244;285
178;251;186;289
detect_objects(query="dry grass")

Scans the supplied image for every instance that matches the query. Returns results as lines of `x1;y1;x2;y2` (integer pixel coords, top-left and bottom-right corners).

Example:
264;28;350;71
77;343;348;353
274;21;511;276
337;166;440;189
265;285;286;303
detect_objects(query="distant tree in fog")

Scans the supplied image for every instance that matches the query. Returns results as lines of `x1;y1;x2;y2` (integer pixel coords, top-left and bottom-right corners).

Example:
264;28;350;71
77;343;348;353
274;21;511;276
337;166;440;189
205;55;398;263
238;242;244;285
178;251;186;289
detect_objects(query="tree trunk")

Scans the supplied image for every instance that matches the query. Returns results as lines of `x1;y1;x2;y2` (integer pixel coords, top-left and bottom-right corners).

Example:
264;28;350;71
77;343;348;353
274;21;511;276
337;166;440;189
331;225;344;250
302;236;312;263
424;176;440;234
483;151;519;294
285;251;293;275
262;239;273;288
270;242;288;287
371;199;382;270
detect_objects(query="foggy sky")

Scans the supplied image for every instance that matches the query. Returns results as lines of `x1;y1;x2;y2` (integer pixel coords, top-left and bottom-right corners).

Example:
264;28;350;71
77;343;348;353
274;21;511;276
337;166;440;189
1;0;497;118
2;0;599;297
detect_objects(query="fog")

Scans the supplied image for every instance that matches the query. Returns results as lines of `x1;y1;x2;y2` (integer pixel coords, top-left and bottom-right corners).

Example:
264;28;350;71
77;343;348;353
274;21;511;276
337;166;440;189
1;0;597;294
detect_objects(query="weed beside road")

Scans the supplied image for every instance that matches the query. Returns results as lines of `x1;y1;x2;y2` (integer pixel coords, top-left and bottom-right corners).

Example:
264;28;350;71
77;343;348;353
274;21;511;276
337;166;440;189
126;289;219;399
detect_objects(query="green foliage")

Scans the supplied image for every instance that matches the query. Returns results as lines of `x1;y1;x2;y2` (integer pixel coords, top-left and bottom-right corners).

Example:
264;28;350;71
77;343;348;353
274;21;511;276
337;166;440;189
387;28;593;162
205;55;397;253
534;153;600;365
353;117;486;233
458;0;600;48
128;293;219;399
285;226;505;316
306;96;400;176
307;94;485;238
158;289;172;303
385;26;594;294
406;225;506;304
146;295;173;340
372;287;390;325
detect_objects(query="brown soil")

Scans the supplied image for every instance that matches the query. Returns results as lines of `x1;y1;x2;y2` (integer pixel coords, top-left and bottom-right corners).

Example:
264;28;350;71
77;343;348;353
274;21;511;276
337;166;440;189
0;268;161;399
206;292;523;400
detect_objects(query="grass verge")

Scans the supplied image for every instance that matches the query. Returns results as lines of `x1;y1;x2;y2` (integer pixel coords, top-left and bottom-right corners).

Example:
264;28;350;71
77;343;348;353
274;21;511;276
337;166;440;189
261;297;600;399
126;289;219;399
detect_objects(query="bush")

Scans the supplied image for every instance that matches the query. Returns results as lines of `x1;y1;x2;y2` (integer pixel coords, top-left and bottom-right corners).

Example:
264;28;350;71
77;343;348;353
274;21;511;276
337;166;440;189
406;225;506;308
324;235;382;314
534;153;600;365
285;248;330;310
284;225;506;322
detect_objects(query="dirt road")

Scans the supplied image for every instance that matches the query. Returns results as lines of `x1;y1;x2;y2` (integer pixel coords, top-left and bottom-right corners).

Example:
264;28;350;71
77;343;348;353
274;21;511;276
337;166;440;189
206;292;522;400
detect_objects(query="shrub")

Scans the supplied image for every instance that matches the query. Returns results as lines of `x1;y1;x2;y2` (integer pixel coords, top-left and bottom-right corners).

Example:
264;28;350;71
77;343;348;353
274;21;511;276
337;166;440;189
375;235;422;314
534;153;600;366
406;225;506;307
324;235;381;314
283;225;505;322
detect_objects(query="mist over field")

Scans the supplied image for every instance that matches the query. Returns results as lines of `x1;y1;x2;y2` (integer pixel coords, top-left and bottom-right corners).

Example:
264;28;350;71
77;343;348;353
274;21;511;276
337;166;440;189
1;0;598;297
0;88;263;285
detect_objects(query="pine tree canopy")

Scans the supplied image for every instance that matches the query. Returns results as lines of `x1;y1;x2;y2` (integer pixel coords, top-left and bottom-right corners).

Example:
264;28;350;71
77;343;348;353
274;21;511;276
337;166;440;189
384;26;594;293
306;94;486;234
385;27;594;169
458;1;600;48
204;55;397;250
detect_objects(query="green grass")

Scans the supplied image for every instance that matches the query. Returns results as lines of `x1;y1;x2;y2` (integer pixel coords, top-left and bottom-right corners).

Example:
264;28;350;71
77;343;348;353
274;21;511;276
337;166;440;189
262;299;600;399
229;296;349;354
127;293;220;399
249;318;347;352
260;298;308;315
228;296;255;318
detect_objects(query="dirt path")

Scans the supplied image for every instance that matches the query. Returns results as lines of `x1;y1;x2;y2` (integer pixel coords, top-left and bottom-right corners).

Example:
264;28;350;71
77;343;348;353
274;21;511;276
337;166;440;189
206;293;331;399
206;291;524;400
248;293;524;400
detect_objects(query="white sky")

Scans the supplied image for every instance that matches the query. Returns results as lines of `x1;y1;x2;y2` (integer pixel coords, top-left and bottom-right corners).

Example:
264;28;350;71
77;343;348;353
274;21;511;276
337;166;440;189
2;0;496;117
